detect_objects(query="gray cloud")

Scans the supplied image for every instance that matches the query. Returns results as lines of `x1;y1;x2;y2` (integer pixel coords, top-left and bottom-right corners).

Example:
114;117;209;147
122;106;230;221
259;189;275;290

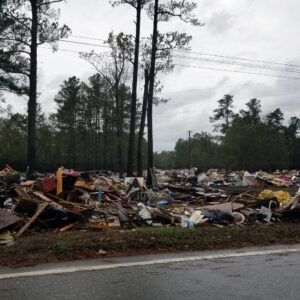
208;11;233;34
3;0;300;152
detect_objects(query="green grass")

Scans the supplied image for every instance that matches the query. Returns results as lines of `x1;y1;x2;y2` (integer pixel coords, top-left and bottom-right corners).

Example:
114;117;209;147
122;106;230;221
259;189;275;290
136;226;237;250
136;224;300;250
2;223;300;266
54;240;74;256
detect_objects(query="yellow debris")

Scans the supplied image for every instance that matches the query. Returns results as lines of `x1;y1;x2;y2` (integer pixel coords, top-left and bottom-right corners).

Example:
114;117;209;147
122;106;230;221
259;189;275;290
56;167;63;195
270;180;288;187
259;190;291;206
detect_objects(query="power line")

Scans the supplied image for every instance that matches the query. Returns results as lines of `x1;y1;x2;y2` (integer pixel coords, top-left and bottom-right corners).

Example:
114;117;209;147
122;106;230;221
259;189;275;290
40;46;79;53
65;34;300;69
174;64;300;80
39;46;300;80
70;35;106;42
58;39;300;75
173;55;300;74
162;81;281;94
38;46;300;108
59;39;110;48
174;50;300;69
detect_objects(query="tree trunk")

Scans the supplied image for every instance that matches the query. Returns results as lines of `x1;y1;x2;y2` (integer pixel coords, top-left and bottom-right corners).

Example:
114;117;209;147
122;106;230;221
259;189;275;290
137;69;149;177
103;98;108;170
87;117;91;170
127;0;142;176
27;1;38;173
112;84;123;172
147;0;159;186
72;109;77;168
120;90;125;172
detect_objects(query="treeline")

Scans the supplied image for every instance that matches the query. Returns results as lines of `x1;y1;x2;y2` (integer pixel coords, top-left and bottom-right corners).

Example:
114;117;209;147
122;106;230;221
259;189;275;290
0;0;202;181
0;74;147;171
154;95;300;171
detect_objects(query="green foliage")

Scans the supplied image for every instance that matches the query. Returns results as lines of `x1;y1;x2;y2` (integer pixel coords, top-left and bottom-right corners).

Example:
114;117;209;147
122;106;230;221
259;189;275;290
54;240;73;256
220;121;288;171
0;112;27;168
284;117;300;169
154;150;175;169
0;0;29;94
0;72;147;171
0;0;70;93
210;94;234;134
155;132;220;170
190;132;220;169
239;98;261;125
148;0;204;26
110;0;152;9
1;0;70;50
174;138;189;168
266;108;284;128
155;95;300;171
52;74;134;171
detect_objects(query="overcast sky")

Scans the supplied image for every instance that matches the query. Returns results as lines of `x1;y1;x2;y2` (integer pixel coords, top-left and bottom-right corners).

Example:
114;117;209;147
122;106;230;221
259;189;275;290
6;0;300;151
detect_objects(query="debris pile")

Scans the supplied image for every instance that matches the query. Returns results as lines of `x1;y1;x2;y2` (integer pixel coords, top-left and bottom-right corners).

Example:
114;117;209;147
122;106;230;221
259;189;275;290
1;165;300;246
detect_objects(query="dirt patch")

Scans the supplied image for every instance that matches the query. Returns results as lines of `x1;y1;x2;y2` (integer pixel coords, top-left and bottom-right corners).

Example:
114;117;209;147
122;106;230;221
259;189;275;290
1;223;300;267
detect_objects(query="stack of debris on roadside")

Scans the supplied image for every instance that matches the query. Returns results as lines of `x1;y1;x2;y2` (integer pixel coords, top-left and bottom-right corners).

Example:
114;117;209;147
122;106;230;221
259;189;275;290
1;165;300;246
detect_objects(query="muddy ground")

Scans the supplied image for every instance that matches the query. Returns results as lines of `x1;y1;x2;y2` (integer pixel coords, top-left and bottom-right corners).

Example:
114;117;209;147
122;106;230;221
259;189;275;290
1;223;300;267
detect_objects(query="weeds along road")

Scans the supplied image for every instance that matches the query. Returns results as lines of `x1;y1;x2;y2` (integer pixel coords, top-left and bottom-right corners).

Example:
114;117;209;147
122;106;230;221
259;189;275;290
0;244;300;300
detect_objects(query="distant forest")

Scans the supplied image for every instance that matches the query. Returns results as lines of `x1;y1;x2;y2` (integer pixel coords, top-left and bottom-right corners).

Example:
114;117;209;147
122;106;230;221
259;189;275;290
154;95;300;171
0;74;147;171
2;93;298;172
1;1;298;174
0;0;202;181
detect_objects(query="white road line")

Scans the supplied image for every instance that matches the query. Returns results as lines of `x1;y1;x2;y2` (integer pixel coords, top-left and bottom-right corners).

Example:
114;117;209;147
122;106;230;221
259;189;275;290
0;247;299;280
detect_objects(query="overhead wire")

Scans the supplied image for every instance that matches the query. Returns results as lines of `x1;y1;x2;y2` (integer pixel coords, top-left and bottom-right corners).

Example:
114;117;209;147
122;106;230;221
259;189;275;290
59;39;110;48
63;34;300;69
40;45;300;80
175;64;300;80
172;55;300;74
174;49;300;69
57;39;300;75
39;45;300;108
70;35;106;42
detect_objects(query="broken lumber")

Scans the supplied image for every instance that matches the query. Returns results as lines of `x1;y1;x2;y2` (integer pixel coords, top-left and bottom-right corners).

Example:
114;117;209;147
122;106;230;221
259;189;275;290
15;203;48;238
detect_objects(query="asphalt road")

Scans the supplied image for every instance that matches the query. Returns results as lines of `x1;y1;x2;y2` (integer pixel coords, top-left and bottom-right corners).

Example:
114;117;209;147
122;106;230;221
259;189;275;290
1;245;300;300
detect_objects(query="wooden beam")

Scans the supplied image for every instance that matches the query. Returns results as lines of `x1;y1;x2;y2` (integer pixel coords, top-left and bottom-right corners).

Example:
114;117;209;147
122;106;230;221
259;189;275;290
59;223;74;232
46;193;86;210
34;191;65;210
16;203;48;238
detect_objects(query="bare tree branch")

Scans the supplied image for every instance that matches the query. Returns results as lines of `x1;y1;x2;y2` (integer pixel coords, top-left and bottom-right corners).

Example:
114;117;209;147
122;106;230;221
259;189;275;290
37;0;64;8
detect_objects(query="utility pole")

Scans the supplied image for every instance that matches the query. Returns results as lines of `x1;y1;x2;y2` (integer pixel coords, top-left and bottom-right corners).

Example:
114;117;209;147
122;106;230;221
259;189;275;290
188;130;192;171
147;0;159;186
